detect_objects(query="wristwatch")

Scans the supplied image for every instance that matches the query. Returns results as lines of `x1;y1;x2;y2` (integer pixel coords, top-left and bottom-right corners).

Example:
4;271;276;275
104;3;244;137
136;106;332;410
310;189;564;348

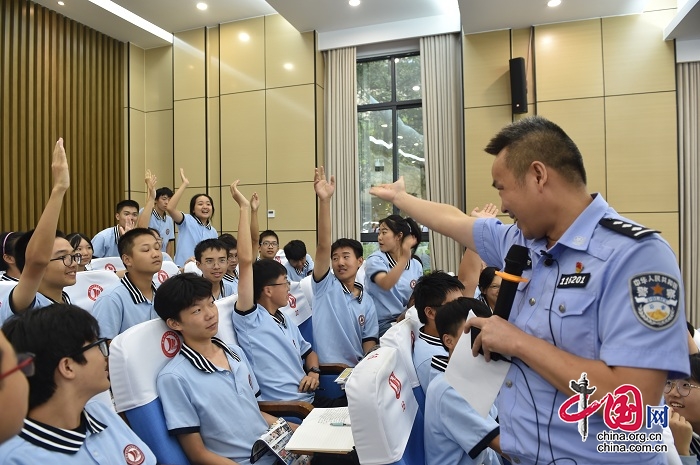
307;366;321;374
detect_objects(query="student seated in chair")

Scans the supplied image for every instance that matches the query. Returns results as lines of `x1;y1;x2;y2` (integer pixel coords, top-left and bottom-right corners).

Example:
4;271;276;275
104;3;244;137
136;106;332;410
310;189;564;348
92;199;139;258
0;331;29;445
0;304;156;464
311;167;378;366
425;297;502;465
283;240;314;282
257;230;280;261
195;239;237;300
219;233;239;293
156;181;286;465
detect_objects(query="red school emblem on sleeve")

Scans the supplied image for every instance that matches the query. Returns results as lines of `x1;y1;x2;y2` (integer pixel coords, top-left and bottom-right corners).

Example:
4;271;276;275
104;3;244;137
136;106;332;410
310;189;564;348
161;331;181;358
123;444;145;465
87;284;104;301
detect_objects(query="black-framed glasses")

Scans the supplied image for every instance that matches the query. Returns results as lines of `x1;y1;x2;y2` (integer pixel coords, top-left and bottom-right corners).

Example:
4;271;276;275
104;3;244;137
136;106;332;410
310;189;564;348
0;352;35;380
49;253;82;267
261;241;278;247
70;338;109;358
267;279;290;288
665;380;700;397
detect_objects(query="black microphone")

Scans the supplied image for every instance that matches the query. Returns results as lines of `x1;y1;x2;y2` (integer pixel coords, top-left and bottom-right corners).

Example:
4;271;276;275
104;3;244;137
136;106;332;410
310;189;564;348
541;250;554;267
471;244;530;360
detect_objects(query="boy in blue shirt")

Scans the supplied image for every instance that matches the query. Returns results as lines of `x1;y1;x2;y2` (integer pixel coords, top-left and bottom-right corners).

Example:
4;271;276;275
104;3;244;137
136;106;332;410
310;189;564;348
0;304;156;464
194;239;237;300
311;167;378;366
283;240;314;282
92;199;140;258
219;233;239;293
425;297;502;465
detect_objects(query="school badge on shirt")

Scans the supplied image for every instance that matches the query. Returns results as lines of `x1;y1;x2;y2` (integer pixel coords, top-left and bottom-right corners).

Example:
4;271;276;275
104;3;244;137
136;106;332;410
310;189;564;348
629;273;680;330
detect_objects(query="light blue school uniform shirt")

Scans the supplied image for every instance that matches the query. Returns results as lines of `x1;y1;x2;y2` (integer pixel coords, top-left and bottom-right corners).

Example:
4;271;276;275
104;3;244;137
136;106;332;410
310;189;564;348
473;193;690;465
425;368;501;465
311;269;379;366
173;213;218;266
413;327;447;395
157;338;275;465
284;254;315;282
0;399;156;465
91;273;158;339
212;280;237;301
146;209;175;245
233;303;314;403
364;251;423;335
223;271;239;295
91;226;121;258
0;288;71;325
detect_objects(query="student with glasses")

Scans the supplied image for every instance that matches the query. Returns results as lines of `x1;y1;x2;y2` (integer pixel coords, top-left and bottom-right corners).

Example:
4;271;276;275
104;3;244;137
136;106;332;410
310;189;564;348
194;238;237;300
258;230;280;260
0;331;31;444
666;353;700;465
0;139;77;326
0;304;156;463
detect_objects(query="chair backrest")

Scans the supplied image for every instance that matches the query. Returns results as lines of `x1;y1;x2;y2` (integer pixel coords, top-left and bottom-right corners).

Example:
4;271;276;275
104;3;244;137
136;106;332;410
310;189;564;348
346;347;419;465
182;262;203;275
65;270;120;312
380;318;421;390
153;260;180;288
214;294;239;346
89;256;125;272
279;278;312;327
109;319;190;465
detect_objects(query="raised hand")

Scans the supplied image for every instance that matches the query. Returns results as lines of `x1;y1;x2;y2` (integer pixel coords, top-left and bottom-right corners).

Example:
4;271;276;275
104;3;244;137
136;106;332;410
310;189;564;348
313;166;335;201
250;192;260;212
369;176;406;203
119;218;136;236
179;168;189;186
401;233;418;253
145;170;157;199
52;138;70;192
230;180;249;208
470;203;499;218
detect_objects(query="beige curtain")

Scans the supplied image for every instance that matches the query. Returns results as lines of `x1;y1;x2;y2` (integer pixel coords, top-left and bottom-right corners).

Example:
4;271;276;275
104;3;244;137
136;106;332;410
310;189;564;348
679;62;700;325
420;34;464;273
323;47;360;240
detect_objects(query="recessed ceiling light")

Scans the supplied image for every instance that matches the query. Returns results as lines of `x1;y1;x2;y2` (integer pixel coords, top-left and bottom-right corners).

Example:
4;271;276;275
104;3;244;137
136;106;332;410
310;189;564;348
349;0;360;6
239;32;250;42
88;0;173;43
283;63;294;70
57;1;65;4
196;2;207;10
547;0;561;7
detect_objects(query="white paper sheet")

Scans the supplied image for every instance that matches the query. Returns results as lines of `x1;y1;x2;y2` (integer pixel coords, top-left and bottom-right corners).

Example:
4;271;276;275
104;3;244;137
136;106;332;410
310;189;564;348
285;407;355;453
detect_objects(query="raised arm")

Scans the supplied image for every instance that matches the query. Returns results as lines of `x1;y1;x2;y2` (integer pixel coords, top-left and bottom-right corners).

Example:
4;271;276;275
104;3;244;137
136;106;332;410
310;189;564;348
231;181;253;310
372;234;417;291
136;170;157;229
12;139;70;311
313;167;335;281
166;168;189;225
370;176;477;250
249;192;260;257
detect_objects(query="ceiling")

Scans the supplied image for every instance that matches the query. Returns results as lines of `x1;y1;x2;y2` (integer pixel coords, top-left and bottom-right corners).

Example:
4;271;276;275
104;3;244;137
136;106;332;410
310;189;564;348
29;0;697;50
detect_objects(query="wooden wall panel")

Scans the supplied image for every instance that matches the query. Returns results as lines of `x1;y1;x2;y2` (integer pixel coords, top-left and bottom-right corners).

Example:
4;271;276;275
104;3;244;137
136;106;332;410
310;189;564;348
1;0;124;236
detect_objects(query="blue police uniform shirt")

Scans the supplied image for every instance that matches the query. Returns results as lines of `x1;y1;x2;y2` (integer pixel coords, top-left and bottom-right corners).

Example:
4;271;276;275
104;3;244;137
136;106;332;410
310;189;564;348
425;367;500;465
0;288;71;325
91;273;158;339
147;209;175;245
0;399;156;465
223;271;239;295
233;303;314;402
364;251;423;335
413;328;447;395
473;194;690;465
311;269;379;366
173;213;218;266
91;226;121;258
284;254;315;282
157;338;275;465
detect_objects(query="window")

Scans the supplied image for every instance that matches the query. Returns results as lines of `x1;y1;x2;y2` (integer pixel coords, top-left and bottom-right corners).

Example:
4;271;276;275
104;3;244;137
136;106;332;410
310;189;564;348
357;53;430;271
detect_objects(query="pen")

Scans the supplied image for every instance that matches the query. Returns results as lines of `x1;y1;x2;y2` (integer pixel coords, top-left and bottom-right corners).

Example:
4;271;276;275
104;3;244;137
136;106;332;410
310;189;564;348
330;422;350;426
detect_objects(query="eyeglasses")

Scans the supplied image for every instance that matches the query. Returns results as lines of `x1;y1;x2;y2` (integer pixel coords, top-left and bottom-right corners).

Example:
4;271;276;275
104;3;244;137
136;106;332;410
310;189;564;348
202;258;228;268
70;338;109;358
49;253;82;267
0;352;35;380
261;241;278;248
665;380;700;397
267;279;290;288
488;285;501;290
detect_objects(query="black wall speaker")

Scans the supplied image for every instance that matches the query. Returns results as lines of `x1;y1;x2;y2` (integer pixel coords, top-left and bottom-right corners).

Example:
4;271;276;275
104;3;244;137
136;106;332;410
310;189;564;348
509;57;528;114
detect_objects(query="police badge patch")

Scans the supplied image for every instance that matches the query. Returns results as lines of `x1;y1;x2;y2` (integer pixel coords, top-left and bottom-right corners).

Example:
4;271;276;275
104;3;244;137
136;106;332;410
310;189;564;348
629;273;680;330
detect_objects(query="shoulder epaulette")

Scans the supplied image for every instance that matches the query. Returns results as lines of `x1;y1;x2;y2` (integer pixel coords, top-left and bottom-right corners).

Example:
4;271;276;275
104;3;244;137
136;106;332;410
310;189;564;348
598;218;659;239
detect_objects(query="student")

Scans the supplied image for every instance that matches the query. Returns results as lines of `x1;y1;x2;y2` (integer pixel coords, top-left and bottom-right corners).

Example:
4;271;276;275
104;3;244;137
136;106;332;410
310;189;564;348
311;167;378;366
258;230;280;260
194;239;236;300
283;240;314;282
364;215;424;336
156;181;281;465
137;170;176;258
0;331;30;444
411;271;465;394
91;228;162;340
91;199;139;258
219;233;239;293
0;232;23;282
0;139;76;325
0;304;156;464
66;233;94;272
166;169;218;266
425;297;501;465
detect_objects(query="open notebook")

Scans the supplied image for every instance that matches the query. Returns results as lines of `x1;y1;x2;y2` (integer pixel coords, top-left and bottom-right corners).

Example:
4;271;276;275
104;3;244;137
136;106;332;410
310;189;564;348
285;407;355;454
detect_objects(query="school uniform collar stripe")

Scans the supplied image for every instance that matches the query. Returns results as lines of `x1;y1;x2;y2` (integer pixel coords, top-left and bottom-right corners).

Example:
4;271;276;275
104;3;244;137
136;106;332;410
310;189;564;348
193;215;212;230
272;310;286;327
431;355;448;373
180;337;241;374
1;274;18;282
223;272;237;282
219;281;226;298
152;209;166;221
293;261;308;276
690;432;700;457
419;328;442;346
120;273;156;305
340;280;364;303
46;292;72;305
113;225;121;244
384;252;410;270
19;411;107;454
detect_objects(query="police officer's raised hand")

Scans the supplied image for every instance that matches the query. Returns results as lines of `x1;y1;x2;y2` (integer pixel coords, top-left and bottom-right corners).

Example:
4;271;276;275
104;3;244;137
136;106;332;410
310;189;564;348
370;176;407;203
52;138;70;193
471;203;499;218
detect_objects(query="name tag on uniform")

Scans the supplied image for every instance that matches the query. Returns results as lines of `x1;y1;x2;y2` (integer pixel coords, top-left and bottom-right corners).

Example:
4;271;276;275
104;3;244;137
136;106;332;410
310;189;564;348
557;273;591;288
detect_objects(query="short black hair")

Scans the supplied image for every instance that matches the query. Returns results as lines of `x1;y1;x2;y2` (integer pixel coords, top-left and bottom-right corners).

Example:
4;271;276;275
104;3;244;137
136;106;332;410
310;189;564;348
478;267;499;293
148;228;162;240
218;233;237;250
435;297;490;350
330;238;363;258
2;304;100;409
379;215;421;251
194;238;228;262
412;271;465;324
66;232;93;252
154;273;213;322
189;194;215;219
115;199;139;213
484;115;587;186
259;230;279;245
14;230;66;272
283;240;307;261
156;187;174;199
118;228;156;257
0;231;23;272
253;259;287;303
